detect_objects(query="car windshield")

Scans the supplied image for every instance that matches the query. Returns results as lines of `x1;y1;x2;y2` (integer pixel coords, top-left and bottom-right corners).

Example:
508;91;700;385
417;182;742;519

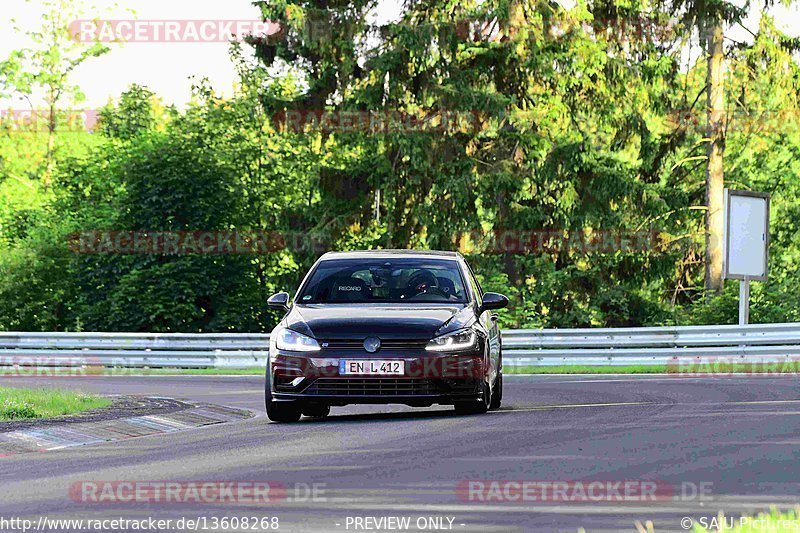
297;258;468;303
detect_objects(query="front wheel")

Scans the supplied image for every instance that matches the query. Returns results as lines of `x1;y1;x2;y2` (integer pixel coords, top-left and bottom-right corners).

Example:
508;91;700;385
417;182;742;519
489;373;502;410
454;380;490;415
302;404;330;419
267;401;301;423
265;369;301;423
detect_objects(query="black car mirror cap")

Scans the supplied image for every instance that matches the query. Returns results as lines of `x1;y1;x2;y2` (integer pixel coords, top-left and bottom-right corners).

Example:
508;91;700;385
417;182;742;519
479;292;509;313
267;292;291;311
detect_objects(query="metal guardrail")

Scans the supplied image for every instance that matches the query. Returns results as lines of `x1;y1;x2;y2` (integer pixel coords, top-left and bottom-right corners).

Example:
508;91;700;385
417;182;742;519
0;323;800;368
501;323;800;367
0;332;270;369
2;323;800;369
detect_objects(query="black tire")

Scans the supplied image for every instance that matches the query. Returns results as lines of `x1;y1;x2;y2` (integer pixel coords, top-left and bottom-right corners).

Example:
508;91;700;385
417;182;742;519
267;401;301;423
454;380;490;415
302;404;330;419
265;369;301;423
489;372;503;410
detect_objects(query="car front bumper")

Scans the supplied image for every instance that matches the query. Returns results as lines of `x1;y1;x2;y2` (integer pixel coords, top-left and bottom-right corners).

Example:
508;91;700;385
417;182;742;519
269;349;487;406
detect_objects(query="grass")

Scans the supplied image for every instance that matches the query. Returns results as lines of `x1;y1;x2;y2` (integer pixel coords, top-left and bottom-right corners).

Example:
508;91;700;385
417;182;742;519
0;387;111;421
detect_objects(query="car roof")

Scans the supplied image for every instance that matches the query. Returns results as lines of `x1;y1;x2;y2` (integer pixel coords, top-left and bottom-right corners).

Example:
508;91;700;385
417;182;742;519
319;249;463;261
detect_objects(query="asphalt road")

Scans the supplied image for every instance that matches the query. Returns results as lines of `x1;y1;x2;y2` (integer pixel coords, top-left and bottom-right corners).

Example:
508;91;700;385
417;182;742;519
1;374;800;533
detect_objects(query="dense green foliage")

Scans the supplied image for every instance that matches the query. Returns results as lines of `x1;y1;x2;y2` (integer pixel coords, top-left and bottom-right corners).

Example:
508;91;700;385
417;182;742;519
1;1;799;332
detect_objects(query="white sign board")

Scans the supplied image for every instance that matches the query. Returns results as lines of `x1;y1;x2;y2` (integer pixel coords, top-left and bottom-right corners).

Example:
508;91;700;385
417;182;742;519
723;189;769;281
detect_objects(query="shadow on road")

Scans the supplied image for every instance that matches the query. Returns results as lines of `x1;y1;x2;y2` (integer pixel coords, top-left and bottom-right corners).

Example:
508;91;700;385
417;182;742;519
266;406;516;425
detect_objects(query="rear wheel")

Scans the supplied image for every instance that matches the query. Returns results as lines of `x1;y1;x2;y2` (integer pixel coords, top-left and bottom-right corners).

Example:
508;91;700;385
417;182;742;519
265;369;301;423
454;380;490;415
489;373;503;410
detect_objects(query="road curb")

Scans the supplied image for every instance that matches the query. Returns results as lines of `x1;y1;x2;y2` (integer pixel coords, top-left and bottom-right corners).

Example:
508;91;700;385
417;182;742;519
0;400;253;457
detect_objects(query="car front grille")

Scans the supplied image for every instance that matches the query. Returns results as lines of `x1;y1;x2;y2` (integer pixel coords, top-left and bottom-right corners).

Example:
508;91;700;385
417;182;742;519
305;378;436;396
320;339;427;350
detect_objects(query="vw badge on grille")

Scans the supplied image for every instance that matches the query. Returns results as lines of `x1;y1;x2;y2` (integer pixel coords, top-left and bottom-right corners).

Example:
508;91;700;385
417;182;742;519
363;337;381;353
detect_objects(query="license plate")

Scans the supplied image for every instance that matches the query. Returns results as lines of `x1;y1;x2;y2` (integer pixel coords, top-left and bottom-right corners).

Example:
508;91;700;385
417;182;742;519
339;360;405;376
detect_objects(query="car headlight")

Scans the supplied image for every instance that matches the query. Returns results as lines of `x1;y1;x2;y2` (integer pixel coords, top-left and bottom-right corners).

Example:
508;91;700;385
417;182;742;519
275;327;321;352
425;328;477;352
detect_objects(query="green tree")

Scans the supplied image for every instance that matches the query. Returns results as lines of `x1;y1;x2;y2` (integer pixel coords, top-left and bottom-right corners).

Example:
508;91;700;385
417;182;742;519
660;0;797;293
0;0;110;187
249;0;699;326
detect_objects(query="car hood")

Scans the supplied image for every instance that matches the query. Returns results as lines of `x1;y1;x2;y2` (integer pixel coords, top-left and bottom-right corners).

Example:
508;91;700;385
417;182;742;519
284;304;475;341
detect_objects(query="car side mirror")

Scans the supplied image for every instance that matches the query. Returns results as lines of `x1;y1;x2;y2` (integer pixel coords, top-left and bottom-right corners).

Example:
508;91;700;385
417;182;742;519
267;292;291;311
479;292;509;314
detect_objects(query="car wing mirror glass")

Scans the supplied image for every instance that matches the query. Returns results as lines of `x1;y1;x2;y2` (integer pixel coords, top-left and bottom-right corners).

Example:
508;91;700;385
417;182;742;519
479;292;509;314
267;292;291;311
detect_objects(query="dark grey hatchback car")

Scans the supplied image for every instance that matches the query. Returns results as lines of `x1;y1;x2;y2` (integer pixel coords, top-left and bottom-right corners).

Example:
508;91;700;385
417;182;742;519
265;250;508;422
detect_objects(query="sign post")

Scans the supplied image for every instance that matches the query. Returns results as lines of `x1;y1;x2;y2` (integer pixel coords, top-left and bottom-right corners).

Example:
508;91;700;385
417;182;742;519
738;276;750;326
722;189;770;325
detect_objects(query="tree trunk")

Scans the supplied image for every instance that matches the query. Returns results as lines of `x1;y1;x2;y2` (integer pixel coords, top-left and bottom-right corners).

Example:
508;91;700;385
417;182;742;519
43;94;57;189
704;17;725;294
